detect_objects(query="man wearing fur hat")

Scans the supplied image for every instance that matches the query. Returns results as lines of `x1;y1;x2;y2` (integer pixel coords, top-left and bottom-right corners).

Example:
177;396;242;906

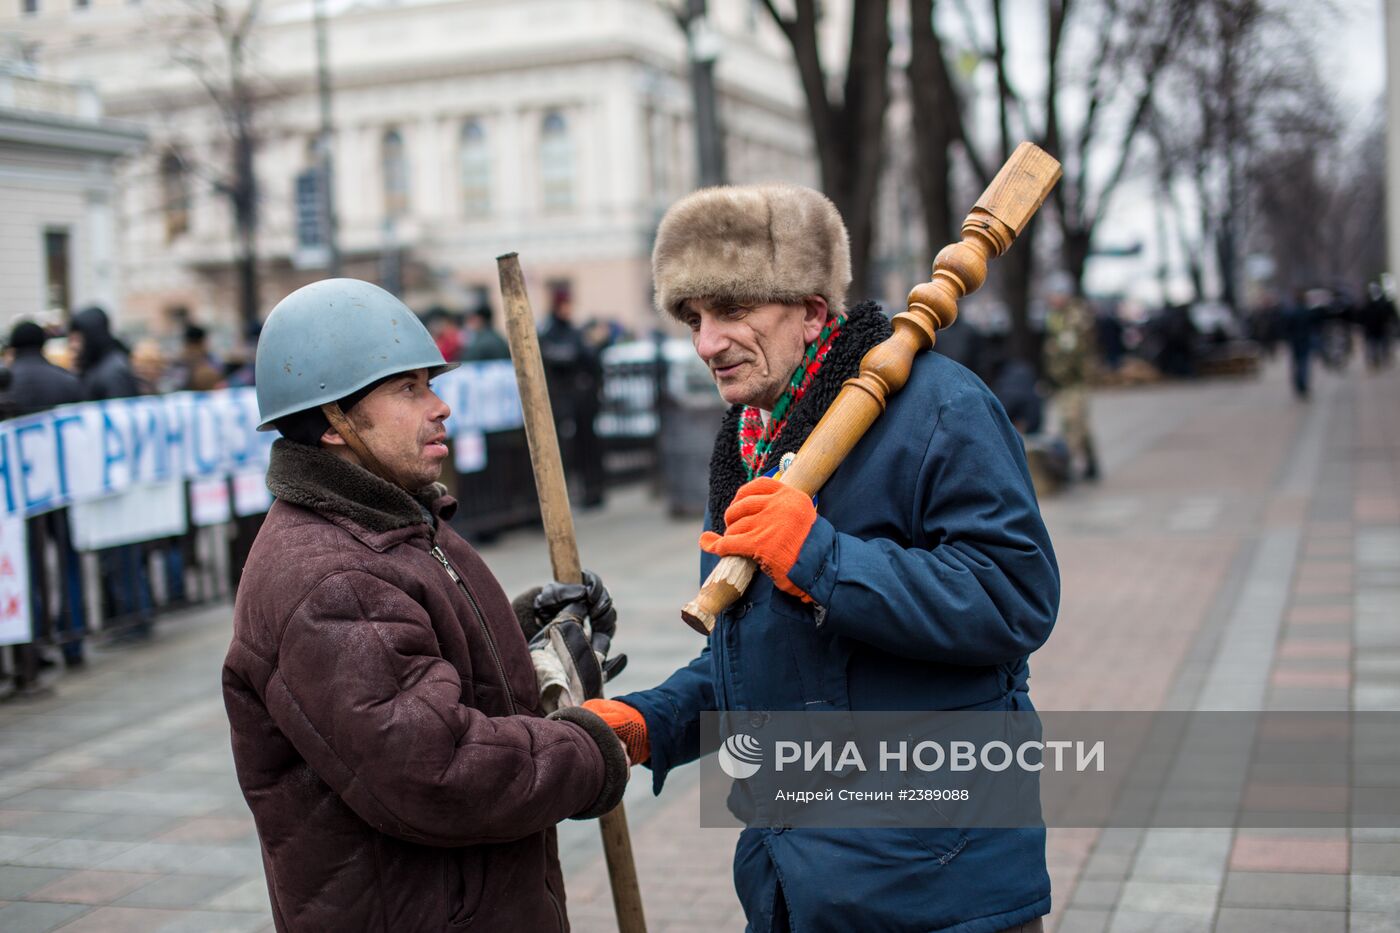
583;186;1060;932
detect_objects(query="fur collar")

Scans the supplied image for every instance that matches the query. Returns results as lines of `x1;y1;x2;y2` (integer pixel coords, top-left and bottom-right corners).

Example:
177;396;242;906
266;438;453;535
706;301;892;531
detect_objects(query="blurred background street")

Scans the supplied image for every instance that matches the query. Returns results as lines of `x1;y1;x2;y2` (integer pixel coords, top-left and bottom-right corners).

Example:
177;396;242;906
0;355;1396;932
1;0;1397;929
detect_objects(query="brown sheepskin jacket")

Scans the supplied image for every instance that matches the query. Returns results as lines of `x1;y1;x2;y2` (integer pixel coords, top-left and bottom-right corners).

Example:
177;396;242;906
223;440;628;932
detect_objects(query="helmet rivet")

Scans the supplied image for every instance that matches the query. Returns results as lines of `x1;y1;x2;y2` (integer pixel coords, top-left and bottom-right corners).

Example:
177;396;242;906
319;383;326;389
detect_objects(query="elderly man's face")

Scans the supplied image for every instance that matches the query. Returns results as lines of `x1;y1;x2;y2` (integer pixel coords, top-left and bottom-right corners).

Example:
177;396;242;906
680;296;829;409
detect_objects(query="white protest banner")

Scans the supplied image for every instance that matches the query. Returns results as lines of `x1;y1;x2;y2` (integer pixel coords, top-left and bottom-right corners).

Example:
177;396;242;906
0;514;30;646
68;480;188;552
0;363;523;522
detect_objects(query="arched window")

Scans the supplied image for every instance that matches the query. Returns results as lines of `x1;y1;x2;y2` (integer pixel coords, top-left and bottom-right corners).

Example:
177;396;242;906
540;110;574;212
459;120;491;218
381;128;409;219
160;149;190;241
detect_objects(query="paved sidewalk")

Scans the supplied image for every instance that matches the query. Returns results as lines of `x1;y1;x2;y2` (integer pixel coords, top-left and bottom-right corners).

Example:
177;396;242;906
0;358;1395;932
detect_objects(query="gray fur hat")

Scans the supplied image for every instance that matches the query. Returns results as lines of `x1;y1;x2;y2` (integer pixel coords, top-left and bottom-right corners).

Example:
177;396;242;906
651;184;851;318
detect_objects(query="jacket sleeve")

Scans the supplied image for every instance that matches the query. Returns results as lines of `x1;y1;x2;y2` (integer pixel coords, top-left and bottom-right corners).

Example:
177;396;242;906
257;569;615;847
786;386;1060;667
615;645;717;795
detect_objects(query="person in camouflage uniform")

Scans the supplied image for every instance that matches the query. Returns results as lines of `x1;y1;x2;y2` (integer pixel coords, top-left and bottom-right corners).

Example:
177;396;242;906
1043;279;1100;480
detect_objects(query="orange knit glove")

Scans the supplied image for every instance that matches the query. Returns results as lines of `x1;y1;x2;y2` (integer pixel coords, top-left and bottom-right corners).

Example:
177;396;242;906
698;476;817;601
582;698;649;765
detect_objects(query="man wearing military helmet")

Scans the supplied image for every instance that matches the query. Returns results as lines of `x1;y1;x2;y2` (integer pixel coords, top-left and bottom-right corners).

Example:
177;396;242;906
222;278;629;932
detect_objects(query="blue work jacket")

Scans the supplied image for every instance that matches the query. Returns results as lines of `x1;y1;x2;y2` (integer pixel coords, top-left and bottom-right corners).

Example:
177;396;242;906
619;351;1060;933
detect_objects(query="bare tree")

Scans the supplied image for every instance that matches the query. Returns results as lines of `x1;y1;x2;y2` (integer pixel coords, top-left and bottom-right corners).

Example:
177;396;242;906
1149;0;1340;308
167;0;268;330
907;0;1194;362
758;0;892;301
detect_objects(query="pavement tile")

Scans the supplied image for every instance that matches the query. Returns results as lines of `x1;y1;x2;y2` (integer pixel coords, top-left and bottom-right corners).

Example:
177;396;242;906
0;900;90;933
50;905;182;932
1213;907;1347;932
1106;908;1211;933
1067;879;1121;909
1353;873;1400;912
1220;870;1347;909
154;817;256;845
10;839;141;870
204;877;269;912
1056;908;1111;933
1229;833;1349;873
0;866;70;899
1115;880;1218;916
28;870;162;905
1352;843;1400;875
116;874;243;909
1349;912;1400;932
154;909;270;932
0;835;63;860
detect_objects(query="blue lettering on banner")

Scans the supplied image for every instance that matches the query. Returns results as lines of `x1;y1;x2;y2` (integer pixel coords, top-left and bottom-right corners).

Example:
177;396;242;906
0;431;16;513
189;393;221;475
125;397;165;482
163;398;187;478
51;412;84;499
14;419;53;511
102;408;128;493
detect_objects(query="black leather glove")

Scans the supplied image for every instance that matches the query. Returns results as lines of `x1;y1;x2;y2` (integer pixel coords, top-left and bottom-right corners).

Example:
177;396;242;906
512;570;624;681
512;571;626;709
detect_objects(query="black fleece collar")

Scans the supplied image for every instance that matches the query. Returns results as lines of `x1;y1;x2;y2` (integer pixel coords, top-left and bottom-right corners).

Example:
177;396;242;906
266;438;454;536
706;301;892;531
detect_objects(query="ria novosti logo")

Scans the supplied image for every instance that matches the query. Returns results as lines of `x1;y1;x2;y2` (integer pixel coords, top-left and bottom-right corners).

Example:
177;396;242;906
718;733;763;779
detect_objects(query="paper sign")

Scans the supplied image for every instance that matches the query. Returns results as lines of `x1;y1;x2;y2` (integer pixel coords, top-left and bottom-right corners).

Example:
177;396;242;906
232;470;273;517
454;431;487;474
0;514;31;647
190;477;232;527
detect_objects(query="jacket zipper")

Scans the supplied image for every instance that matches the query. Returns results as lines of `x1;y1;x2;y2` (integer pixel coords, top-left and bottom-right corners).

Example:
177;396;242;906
430;544;517;716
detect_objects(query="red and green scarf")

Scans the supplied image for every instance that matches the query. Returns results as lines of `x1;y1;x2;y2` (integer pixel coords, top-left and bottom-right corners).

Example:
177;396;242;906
738;313;847;480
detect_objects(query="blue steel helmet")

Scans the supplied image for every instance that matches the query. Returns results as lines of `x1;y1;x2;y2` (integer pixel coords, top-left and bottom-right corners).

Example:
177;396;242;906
254;278;459;430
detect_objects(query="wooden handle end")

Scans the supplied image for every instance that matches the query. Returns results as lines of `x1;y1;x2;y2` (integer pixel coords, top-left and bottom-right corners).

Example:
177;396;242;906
973;142;1062;238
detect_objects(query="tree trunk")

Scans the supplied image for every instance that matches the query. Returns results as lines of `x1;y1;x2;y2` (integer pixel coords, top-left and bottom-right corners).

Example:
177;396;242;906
760;0;890;303
907;0;958;253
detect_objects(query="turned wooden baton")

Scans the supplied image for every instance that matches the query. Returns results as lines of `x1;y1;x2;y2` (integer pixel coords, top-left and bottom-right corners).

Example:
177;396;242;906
497;253;648;933
681;141;1062;634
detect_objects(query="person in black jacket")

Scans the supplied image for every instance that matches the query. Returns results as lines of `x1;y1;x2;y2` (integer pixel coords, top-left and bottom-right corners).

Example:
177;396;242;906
539;297;605;507
2;321;89;682
69;305;141;401
1;321;85;416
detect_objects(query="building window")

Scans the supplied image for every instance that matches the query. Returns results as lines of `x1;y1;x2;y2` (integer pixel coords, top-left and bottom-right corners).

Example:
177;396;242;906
381;128;409;220
22;0;38;15
540;111;574;212
44;229;71;314
74;0;89;9
160;150;190;241
459;120;491;218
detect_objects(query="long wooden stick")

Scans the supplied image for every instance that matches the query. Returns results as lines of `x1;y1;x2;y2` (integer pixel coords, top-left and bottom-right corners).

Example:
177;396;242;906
681;141;1063;634
496;253;647;933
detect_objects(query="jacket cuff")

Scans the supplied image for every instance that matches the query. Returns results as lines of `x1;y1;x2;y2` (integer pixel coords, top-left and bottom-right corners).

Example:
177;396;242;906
786;515;839;607
548;706;629;820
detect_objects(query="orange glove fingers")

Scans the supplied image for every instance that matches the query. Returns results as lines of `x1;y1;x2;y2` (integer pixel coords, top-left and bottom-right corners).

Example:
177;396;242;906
699;477;818;601
581;698;650;764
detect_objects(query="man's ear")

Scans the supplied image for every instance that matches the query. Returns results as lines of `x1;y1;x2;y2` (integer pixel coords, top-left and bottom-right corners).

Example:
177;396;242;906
801;295;830;343
320;424;347;447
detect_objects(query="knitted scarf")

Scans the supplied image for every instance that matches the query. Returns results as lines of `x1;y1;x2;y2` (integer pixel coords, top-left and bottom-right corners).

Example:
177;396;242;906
737;313;847;479
707;302;892;532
